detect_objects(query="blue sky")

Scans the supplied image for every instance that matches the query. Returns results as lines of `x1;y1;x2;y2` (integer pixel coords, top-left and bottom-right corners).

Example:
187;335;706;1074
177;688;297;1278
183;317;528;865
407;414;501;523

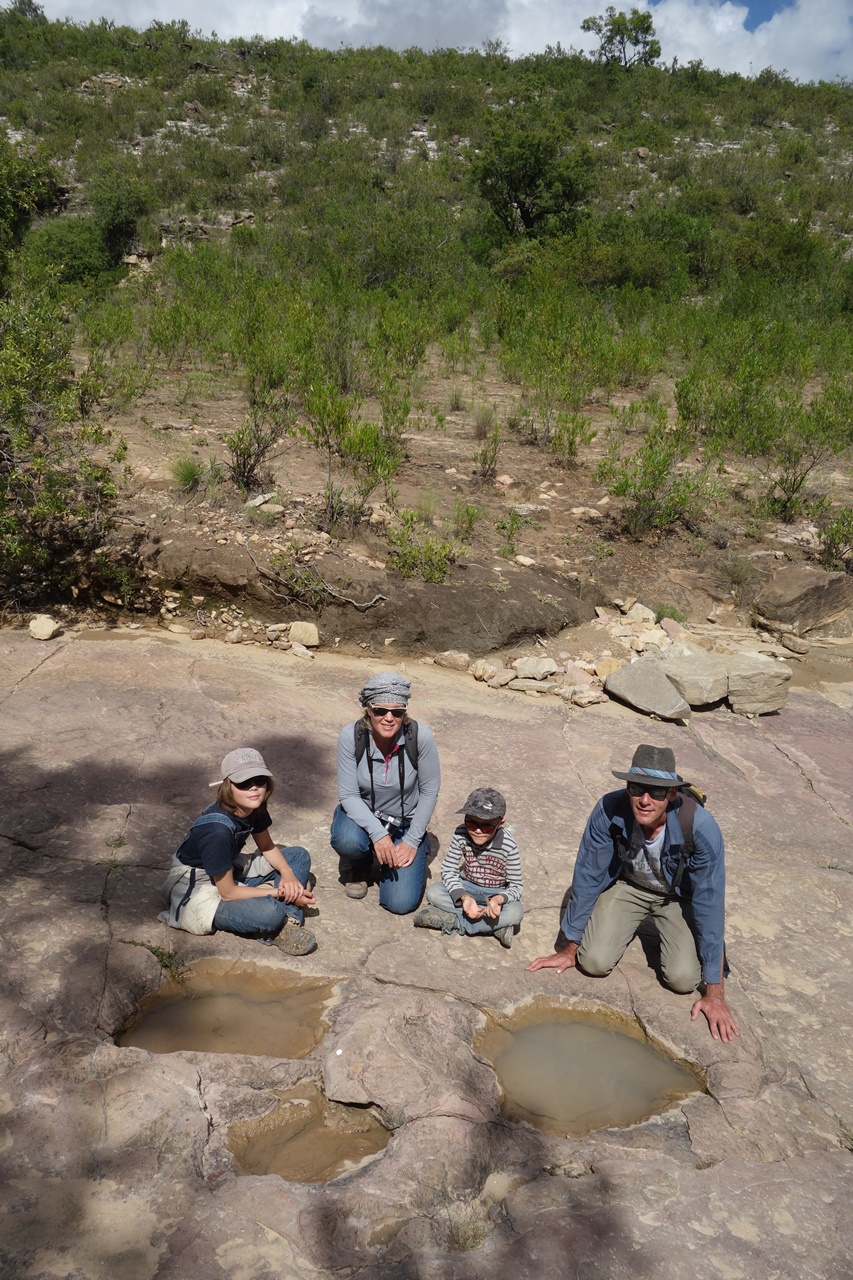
37;0;853;84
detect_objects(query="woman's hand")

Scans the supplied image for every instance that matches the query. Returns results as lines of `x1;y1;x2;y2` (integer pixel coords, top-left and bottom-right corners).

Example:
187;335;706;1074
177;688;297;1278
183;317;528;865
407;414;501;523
392;840;417;868
373;834;397;865
462;894;484;920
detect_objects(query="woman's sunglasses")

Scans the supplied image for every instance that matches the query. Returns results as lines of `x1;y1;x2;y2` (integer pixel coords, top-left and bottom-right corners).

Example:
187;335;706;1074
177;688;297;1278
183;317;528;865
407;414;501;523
369;706;405;718
627;781;672;801
231;776;270;790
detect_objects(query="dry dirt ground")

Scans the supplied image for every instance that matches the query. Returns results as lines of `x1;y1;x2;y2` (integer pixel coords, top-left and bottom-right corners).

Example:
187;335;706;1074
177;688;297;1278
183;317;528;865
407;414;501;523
69;347;852;655
1;630;852;1278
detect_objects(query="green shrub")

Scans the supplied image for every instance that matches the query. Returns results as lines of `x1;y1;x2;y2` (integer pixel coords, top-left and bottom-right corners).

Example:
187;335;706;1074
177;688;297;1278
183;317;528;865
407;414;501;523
473;403;497;439
818;508;853;572
20;218;111;284
451;497;484;540
473;424;501;482
551;411;596;467
387;509;461;583
496;507;540;557
223;419;280;491
597;414;715;536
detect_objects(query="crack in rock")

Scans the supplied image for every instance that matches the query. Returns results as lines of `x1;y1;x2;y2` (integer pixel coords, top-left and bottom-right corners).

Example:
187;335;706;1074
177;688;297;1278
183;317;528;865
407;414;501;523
759;732;852;831
0;639;71;709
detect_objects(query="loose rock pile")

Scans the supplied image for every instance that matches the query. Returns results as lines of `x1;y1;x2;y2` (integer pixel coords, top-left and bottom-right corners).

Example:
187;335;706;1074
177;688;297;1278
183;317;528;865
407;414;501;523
434;596;795;719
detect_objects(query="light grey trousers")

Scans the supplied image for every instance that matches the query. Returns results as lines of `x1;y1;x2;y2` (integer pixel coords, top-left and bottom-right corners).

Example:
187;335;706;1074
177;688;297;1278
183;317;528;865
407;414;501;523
577;879;702;993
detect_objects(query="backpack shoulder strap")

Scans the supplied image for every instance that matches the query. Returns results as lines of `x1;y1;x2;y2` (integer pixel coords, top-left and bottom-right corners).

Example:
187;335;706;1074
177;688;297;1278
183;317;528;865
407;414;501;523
403;720;419;769
354;720;369;765
602;790;633;862
671;792;699;889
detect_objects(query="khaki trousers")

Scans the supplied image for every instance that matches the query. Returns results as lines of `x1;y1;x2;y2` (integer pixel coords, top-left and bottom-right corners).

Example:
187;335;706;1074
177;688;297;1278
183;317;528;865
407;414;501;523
577;879;701;993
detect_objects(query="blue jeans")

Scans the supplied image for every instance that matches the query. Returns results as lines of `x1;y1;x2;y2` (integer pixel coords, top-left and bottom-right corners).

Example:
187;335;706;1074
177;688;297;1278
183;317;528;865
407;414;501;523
212;846;311;939
330;804;428;915
426;879;524;936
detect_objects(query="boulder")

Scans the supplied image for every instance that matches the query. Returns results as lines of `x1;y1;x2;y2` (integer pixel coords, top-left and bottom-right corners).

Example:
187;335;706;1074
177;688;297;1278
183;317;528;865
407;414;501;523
659;616;684;639
604;656;691;721
435;650;470;672
755;565;853;635
289;621;320;648
660;651;729;707
781;634;810;656
469;658;498;682
512;656;559;681
725;652;792;714
486;668;516;688
28;615;62;641
564;662;595;686
624;602;656;625
594;657;626;680
290;641;314;660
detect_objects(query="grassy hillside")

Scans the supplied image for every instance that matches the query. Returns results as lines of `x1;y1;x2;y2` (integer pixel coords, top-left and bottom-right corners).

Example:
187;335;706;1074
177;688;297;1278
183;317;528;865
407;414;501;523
2;2;852;611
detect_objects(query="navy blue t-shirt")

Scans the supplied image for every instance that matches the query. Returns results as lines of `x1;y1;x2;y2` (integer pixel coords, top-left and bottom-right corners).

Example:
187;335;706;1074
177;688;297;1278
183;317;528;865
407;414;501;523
176;803;272;880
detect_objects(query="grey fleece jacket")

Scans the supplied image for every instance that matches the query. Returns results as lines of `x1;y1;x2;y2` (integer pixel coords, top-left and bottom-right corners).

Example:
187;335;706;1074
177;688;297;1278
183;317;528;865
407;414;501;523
336;719;441;848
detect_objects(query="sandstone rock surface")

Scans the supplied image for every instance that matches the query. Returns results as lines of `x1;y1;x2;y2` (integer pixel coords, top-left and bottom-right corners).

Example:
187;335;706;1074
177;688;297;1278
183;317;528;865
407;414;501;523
725;651;792;714
1;630;852;1279
660;650;729;706
755;564;853;634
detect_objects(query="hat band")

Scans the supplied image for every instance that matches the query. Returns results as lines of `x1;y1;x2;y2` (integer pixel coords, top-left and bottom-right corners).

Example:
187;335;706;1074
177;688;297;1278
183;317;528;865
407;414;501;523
629;768;680;780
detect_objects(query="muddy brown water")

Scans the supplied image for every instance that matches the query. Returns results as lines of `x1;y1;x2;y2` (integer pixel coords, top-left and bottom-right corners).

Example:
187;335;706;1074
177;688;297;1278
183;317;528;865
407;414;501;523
477;1004;703;1137
228;1082;390;1183
117;961;342;1058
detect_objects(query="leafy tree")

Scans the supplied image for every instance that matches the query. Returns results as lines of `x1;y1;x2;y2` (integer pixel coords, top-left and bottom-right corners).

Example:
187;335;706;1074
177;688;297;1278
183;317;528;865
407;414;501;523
471;111;592;235
0;138;55;284
581;7;661;70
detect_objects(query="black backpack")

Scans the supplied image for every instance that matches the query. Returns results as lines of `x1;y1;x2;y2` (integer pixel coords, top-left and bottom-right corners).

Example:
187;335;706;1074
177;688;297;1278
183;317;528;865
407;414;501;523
603;784;707;891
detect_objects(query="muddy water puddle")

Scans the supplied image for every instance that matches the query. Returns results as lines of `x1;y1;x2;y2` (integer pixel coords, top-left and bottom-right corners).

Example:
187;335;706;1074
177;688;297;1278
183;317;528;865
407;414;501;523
228;1082;390;1183
118;961;341;1057
478;1005;703;1137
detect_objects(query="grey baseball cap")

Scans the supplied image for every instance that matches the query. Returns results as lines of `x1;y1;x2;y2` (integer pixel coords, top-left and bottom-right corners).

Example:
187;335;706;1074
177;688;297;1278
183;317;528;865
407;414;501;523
209;747;273;787
457;787;506;821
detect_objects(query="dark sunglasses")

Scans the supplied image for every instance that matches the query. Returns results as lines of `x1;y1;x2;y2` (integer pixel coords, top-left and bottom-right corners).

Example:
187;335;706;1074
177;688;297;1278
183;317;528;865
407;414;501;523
231;776;270;790
369;706;405;718
627;781;672;801
465;816;499;833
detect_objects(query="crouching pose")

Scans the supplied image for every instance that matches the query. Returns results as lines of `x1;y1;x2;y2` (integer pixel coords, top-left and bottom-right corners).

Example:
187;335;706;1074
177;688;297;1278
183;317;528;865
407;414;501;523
160;748;317;955
416;787;523;948
527;744;737;1042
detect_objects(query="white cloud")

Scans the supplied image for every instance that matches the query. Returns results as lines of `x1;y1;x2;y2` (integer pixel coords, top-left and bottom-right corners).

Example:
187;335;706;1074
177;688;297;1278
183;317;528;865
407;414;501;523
37;0;853;83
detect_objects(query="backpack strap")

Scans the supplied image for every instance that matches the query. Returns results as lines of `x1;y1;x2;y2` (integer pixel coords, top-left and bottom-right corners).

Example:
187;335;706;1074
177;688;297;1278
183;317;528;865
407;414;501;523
602;791;633;865
671;793;697;890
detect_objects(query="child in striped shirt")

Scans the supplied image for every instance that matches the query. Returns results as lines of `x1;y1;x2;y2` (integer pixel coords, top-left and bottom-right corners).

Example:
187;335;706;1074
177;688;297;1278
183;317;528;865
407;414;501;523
414;787;523;949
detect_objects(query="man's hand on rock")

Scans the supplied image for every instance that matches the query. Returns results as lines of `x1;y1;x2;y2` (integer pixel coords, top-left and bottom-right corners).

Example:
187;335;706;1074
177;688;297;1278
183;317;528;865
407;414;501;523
525;942;579;974
692;988;739;1042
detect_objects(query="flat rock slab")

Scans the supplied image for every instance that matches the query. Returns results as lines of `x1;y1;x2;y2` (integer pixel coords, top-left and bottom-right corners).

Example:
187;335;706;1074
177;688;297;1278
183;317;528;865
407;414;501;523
1;630;852;1279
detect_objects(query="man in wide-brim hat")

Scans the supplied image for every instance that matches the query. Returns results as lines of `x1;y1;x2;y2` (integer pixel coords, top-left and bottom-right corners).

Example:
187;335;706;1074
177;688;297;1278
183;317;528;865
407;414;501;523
527;744;737;1042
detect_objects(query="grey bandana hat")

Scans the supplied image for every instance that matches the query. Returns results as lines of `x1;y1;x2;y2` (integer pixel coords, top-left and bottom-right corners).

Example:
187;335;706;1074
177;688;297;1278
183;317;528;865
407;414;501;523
359;671;412;707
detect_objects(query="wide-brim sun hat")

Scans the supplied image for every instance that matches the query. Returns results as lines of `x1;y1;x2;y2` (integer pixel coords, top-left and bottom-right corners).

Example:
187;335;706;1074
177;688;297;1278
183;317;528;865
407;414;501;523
612;744;688;788
209;747;273;787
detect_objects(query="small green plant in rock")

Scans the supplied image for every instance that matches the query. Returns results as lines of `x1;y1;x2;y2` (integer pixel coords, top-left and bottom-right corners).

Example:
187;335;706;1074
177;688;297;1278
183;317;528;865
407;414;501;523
474;424;501;482
818;508;853;572
497;508;540;557
104;834;127;849
121;939;187;982
655;602;687;625
387;509;461;583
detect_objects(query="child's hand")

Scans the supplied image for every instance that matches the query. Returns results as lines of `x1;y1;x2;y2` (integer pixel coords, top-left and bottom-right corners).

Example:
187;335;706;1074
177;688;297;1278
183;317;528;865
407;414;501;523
461;894;484;920
484;894;506;919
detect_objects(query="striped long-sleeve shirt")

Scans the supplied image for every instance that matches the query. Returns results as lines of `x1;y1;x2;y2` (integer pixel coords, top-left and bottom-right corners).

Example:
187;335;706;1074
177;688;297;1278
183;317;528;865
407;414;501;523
440;824;523;905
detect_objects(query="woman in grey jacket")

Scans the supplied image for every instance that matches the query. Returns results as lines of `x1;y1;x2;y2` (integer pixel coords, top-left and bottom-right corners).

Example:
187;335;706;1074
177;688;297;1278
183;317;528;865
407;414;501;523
331;672;440;913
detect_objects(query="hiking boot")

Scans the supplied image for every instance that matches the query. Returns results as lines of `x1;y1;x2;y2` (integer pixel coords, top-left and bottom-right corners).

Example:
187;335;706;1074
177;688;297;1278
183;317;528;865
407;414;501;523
273;918;317;956
414;905;460;935
340;863;369;900
495;925;514;950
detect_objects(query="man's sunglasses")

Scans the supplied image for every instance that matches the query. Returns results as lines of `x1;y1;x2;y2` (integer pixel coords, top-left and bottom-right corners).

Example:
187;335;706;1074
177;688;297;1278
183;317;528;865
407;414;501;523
627;781;672;801
369;706;405;718
231;776;270;790
465;816;499;833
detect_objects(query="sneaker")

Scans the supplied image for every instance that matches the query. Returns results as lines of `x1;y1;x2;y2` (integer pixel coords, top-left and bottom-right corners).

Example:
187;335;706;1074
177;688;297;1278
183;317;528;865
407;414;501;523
273;918;317;956
414;905;460;935
340;863;369;900
495;925;514;950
